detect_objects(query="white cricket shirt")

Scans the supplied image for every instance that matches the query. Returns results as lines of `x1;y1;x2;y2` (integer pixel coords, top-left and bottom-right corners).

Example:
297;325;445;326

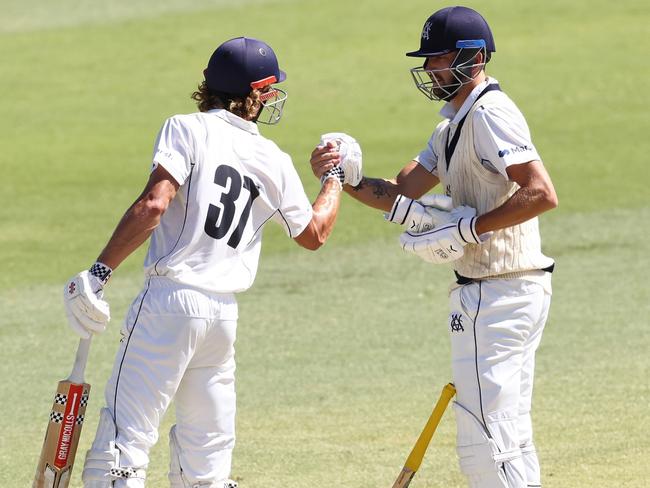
415;77;541;179
415;77;554;283
144;109;313;293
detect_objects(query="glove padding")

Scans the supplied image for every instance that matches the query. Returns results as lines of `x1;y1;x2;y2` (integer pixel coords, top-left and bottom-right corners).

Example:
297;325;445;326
399;208;490;264
64;270;111;338
387;194;479;234
386;193;455;232
319;132;362;186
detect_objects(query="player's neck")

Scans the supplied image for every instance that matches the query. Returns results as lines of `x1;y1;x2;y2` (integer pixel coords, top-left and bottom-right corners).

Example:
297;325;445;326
450;71;487;111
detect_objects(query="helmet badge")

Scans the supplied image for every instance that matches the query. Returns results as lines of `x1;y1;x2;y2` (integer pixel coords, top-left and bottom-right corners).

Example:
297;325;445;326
421;21;431;40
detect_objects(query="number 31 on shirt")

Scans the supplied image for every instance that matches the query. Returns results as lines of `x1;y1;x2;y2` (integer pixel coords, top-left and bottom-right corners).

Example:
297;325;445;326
204;164;260;249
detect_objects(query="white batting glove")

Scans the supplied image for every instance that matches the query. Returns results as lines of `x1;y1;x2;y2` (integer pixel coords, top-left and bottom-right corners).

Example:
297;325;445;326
417;193;455;211
63;262;112;339
386;193;454;232
438;204;481;231
319;132;363;186
399;209;489;264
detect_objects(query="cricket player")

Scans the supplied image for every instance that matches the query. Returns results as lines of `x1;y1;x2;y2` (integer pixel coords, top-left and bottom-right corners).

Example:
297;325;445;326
311;6;558;488
62;37;360;487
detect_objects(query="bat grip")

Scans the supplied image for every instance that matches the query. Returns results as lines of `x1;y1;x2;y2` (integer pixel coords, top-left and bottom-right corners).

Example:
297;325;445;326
67;337;92;384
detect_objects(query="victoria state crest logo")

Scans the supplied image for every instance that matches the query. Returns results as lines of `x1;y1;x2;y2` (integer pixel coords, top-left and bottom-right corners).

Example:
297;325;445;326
422;21;432;40
450;313;464;332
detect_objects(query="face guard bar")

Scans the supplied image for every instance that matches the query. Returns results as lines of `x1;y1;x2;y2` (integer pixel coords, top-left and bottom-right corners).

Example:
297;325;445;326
410;39;487;102
250;75;288;125
256;87;287;125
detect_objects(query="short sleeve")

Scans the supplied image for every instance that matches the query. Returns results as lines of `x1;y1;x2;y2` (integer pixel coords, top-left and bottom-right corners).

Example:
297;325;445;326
473;103;541;180
271;154;313;238
151;116;195;185
414;133;439;176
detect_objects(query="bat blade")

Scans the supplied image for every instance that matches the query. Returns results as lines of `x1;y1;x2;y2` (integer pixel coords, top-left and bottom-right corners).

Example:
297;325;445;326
33;380;91;488
34;339;92;488
391;383;456;488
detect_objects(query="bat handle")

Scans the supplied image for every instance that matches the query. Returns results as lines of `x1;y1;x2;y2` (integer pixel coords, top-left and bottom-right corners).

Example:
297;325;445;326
67;337;92;384
403;383;456;472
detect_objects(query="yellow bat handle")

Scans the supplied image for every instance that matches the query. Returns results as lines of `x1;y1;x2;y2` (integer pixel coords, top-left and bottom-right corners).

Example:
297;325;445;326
403;383;456;472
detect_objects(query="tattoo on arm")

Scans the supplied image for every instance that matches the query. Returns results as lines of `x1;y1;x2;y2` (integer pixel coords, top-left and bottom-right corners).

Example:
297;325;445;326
353;177;393;199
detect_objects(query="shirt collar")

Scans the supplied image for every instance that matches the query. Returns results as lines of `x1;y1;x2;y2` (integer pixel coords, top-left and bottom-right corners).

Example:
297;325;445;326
208;108;260;135
439;77;499;124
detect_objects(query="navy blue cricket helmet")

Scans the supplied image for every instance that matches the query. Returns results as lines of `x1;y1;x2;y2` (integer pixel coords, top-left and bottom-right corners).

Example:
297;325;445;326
204;37;286;96
406;6;495;59
407;6;496;101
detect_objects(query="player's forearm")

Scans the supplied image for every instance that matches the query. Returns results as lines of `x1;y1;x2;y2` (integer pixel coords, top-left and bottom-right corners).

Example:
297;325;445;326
294;178;341;250
96;198;165;269
475;185;558;235
313;177;342;235
344;176;399;212
344;163;440;213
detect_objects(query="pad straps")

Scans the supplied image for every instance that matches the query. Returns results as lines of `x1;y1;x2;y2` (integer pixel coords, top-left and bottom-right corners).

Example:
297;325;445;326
444;83;501;169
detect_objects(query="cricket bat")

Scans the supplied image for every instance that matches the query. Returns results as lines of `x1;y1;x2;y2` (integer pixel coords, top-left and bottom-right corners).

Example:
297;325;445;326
33;338;92;488
391;383;456;488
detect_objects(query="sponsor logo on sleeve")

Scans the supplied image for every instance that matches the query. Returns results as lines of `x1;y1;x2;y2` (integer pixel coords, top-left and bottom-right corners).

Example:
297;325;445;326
498;145;532;158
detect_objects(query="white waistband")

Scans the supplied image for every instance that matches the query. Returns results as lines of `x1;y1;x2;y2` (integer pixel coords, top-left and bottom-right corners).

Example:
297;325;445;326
145;275;236;300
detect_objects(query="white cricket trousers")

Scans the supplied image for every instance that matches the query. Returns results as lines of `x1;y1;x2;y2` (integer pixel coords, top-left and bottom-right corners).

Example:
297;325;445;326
448;277;551;488
99;276;238;485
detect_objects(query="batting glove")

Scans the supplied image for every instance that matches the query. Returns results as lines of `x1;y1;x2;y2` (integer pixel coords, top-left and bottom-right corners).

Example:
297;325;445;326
386;193;455;232
319;132;363;186
399;209;489;264
63;262;112;339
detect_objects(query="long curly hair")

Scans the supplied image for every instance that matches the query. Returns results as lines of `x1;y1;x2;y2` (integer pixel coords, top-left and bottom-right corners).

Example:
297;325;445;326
191;81;262;121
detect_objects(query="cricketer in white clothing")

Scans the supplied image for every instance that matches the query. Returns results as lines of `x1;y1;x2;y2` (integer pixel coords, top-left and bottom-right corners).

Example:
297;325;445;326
311;6;557;488
62;37;359;488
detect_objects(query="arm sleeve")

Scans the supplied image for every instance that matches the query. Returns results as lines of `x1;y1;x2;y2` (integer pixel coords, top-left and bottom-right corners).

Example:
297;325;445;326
413;132;439;176
473;103;541;180
151;116;196;185
271;154;313;238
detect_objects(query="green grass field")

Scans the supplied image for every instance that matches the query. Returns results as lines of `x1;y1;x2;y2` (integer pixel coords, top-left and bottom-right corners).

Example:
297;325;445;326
1;0;648;486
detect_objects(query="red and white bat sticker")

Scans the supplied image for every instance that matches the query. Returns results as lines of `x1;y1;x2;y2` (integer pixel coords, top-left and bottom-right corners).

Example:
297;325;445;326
54;384;83;469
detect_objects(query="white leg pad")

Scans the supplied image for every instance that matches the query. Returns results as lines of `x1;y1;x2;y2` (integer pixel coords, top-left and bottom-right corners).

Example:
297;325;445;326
521;443;541;487
110;467;146;488
454;402;523;488
82;408;147;488
83;408;120;487
169;425;188;488
169;425;238;488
